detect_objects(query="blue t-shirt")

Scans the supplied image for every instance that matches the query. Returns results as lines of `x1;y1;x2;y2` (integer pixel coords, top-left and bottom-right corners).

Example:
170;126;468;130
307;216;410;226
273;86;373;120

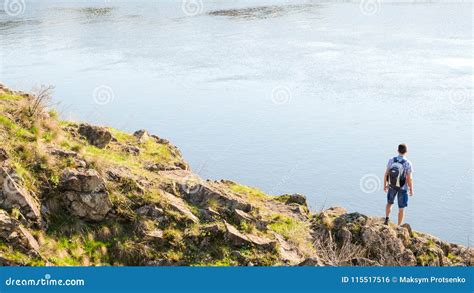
387;155;413;190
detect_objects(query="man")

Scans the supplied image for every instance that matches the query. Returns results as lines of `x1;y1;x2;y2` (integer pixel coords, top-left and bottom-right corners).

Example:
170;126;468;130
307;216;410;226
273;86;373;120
383;144;414;225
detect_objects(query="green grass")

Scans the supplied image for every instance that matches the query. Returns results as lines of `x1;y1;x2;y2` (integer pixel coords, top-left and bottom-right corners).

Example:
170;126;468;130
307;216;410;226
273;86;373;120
228;183;270;201
0;92;23;101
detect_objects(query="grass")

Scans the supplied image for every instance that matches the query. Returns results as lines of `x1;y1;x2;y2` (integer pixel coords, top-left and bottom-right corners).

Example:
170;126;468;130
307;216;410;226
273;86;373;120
268;214;314;255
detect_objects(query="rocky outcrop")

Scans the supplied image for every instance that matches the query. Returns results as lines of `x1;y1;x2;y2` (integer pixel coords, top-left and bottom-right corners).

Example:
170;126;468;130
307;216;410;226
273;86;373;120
0;85;472;267
0;167;41;223
60;169;112;221
78;124;112;148
0;210;39;256
311;207;473;267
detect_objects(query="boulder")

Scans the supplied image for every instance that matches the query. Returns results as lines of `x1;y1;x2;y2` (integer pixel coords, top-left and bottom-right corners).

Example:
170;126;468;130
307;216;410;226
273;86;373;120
0;210;39;256
0;167;41;222
298;256;324;266
224;222;276;250
78;124;112;148
280;194;307;206
135;204;165;219
133;130;151;143
60;169;112;221
161;191;199;224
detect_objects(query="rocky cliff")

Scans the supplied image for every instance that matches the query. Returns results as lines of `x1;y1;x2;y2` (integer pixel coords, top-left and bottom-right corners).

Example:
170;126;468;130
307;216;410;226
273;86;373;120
0;84;472;266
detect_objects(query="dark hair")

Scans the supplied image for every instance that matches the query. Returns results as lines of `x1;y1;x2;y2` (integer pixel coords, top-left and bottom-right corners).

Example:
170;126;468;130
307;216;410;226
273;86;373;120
398;144;407;154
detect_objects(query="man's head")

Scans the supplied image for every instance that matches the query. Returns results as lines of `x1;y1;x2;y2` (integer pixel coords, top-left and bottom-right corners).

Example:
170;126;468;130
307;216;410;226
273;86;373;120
398;144;408;155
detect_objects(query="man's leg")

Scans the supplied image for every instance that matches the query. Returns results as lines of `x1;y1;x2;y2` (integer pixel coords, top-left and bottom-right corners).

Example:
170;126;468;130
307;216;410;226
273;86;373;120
385;203;392;218
398;208;405;225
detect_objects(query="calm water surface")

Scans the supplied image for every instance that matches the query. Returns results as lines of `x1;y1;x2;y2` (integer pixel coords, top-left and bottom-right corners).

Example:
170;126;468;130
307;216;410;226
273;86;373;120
0;0;472;244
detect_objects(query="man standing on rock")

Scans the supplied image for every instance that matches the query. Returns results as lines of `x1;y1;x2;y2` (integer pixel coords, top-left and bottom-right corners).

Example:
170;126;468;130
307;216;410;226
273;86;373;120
383;144;414;225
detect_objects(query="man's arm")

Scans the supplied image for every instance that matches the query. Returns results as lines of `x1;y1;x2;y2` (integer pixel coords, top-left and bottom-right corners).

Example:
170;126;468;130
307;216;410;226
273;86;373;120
383;168;389;192
407;172;414;196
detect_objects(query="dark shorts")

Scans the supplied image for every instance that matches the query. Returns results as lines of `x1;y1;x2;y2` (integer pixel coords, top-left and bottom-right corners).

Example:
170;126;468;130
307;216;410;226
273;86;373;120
387;188;408;208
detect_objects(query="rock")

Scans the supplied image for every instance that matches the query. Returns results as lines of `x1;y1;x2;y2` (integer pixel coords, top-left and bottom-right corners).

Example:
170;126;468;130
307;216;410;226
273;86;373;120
0;210;39;256
336;227;352;244
150;134;170;145
49;148;77;158
400;249;417;266
161;191;199;224
173;174;253;213
233;209;254;225
144;229;165;243
133;129;151;143
60;169;112;221
0;167;41;223
298;256;323;266
122;145;140;156
0;148;8;162
145;162;180;172
224;221;276;250
200;207;221;222
271;232;304;265
401;223;413;236
342;257;381;266
281;194;307;206
135;204;165;219
78;124;112;148
61;169;105;193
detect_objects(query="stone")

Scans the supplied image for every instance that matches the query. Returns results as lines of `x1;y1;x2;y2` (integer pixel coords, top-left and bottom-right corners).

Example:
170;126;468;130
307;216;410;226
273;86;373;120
233;209;254;225
224;221;276;250
60;169;112;221
343;257;381;266
135;204;165;219
161;191;199;224
78;124;112;148
144;229;165;243
0;210;39;255
0;167;41;222
123;145;140;156
281;194;307;206
49;148;77;158
61;169;105;193
200;207;221;222
0;148;8;162
298;256;323;266
336;227;352;244
133;129;151;143
145;162;180;172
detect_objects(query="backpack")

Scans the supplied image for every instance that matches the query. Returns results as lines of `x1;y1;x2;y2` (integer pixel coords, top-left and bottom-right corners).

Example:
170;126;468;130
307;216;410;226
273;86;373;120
387;157;406;189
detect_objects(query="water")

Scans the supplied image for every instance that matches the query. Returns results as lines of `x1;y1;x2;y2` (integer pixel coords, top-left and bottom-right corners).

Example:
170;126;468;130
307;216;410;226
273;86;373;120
0;0;472;245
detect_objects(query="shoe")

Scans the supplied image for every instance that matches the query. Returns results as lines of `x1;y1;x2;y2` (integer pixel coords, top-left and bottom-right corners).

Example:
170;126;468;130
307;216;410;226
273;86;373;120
384;217;389;225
